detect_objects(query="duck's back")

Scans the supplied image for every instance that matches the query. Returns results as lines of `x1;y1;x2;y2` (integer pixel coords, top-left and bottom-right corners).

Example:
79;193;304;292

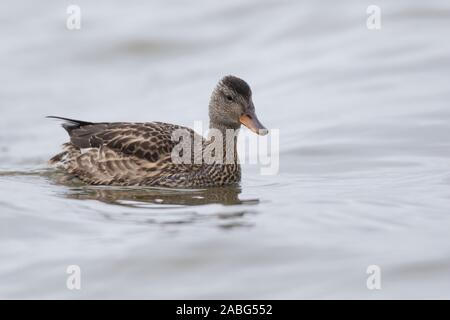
49;118;209;186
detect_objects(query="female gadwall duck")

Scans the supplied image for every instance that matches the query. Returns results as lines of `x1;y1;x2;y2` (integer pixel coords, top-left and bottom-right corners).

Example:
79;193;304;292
48;75;267;187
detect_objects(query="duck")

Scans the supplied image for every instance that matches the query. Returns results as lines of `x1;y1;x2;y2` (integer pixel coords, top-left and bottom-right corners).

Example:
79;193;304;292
48;75;268;187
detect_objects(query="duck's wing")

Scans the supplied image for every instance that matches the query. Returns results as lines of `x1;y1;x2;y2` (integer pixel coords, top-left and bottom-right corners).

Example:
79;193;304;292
48;117;200;162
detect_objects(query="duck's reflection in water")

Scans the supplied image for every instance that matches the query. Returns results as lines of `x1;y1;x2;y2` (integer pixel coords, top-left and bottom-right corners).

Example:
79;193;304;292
49;172;259;228
63;184;257;207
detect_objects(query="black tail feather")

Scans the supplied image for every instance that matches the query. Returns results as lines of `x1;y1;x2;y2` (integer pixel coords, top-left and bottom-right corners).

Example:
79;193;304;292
46;116;94;133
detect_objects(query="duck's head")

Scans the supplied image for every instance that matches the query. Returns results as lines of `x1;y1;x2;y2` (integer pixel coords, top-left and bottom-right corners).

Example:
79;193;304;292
209;75;268;135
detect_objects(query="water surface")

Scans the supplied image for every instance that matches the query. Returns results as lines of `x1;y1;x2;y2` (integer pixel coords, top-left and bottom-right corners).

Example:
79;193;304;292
1;0;450;299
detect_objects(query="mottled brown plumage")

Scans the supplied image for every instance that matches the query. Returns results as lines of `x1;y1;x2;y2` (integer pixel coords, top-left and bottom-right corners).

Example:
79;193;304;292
48;76;267;187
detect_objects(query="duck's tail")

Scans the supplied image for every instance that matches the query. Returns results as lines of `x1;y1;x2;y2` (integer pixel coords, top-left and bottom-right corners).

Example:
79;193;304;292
46;116;94;133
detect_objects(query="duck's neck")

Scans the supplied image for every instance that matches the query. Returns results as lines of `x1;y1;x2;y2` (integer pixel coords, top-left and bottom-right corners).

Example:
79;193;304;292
207;121;240;165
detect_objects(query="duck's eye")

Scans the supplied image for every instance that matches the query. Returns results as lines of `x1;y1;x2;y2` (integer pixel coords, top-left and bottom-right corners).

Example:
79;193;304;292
225;95;233;102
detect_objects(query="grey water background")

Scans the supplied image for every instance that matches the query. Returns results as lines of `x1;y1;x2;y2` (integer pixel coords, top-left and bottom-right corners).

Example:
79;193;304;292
1;0;450;299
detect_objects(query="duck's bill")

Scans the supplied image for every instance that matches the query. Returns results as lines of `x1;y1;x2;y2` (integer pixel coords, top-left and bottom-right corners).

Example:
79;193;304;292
240;113;268;136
